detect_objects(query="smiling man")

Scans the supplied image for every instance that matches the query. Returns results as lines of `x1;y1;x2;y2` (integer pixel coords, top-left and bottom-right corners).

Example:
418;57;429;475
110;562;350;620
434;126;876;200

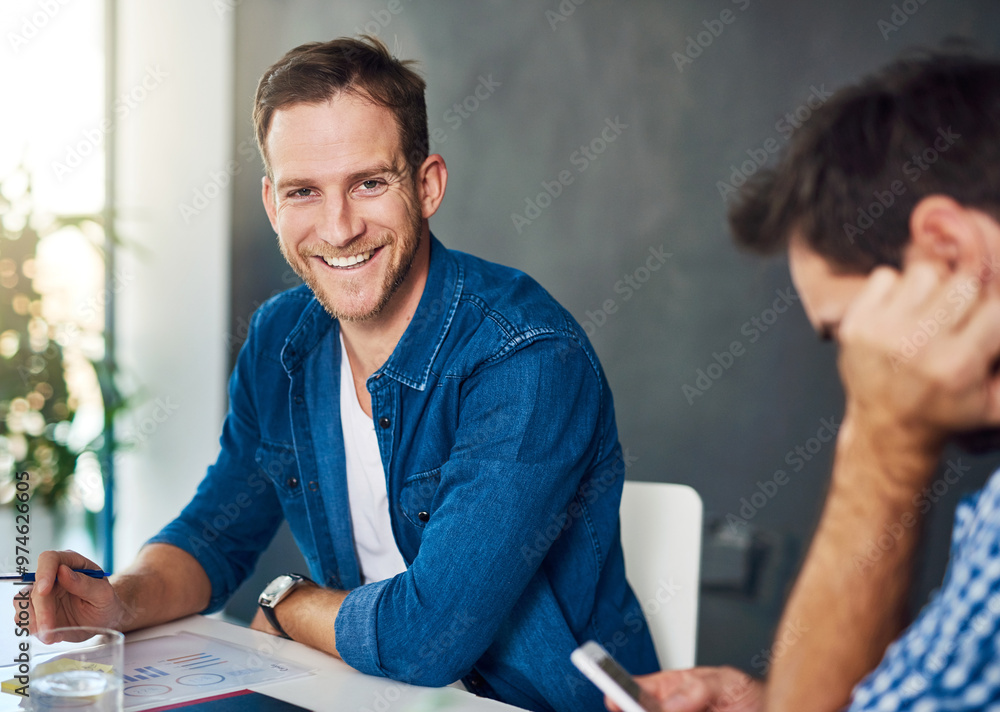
26;36;657;712
609;51;1000;712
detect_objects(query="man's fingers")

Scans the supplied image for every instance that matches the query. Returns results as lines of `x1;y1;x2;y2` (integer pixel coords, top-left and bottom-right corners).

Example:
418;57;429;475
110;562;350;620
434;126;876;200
660;679;711;712
54;564;112;607
35;550;99;595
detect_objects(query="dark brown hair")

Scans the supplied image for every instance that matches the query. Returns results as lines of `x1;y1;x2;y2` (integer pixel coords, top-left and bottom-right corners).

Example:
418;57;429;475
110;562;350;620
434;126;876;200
253;35;428;178
728;50;1000;272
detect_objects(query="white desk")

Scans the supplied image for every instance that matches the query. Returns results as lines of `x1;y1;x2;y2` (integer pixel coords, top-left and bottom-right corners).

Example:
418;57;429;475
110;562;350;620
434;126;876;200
0;615;518;711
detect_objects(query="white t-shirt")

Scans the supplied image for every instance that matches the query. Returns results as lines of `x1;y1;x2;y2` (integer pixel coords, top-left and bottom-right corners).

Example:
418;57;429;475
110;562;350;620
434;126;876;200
339;334;408;584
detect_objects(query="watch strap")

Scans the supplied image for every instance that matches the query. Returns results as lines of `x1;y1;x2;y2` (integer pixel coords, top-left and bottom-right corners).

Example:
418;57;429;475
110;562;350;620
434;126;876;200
259;573;314;639
262;602;291;639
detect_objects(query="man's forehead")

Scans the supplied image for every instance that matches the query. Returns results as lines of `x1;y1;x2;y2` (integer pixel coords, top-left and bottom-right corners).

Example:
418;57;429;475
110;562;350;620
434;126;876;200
267;96;406;178
269;95;400;146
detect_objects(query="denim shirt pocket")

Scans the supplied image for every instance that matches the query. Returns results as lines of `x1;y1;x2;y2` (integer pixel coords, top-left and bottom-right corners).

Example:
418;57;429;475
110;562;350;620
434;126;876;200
400;467;442;529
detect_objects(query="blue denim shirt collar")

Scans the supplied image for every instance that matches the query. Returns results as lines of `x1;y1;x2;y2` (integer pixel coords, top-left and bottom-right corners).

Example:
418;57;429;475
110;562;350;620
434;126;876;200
278;234;461;393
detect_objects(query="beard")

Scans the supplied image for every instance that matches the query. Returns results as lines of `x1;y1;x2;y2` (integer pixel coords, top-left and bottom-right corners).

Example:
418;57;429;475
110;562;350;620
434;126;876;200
280;202;424;323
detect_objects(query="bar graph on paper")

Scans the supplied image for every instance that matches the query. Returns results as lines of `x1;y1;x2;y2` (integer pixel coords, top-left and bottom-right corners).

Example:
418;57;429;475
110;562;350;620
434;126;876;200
122;632;312;711
124;665;171;683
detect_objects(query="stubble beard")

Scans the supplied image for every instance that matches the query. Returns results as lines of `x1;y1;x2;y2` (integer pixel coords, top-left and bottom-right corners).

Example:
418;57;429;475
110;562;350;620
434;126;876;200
280;207;424;323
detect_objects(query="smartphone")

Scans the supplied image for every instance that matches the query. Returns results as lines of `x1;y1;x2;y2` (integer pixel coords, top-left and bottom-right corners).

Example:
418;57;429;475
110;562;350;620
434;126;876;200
571;641;657;712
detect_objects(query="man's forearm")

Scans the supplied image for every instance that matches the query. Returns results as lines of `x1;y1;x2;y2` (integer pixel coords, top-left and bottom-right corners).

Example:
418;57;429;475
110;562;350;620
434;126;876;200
765;417;939;712
269;585;347;657
112;543;213;632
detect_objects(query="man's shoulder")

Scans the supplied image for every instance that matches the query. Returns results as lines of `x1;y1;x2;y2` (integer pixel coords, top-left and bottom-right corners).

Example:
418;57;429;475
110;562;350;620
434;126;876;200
429;245;607;381
247;284;323;347
448;247;575;336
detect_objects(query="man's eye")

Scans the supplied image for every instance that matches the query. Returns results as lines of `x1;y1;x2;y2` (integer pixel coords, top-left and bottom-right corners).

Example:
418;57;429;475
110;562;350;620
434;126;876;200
293;188;313;197
361;180;380;190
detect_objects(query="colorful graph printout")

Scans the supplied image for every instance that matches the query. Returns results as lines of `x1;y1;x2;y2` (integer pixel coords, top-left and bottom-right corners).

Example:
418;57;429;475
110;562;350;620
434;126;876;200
121;632;312;711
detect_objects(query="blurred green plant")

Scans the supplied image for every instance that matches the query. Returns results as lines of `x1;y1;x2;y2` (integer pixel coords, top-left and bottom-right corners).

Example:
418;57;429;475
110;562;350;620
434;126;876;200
0;166;116;510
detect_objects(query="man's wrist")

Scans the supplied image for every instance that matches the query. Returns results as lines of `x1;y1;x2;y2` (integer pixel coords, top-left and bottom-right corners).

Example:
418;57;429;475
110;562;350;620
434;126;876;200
259;574;315;639
834;413;943;498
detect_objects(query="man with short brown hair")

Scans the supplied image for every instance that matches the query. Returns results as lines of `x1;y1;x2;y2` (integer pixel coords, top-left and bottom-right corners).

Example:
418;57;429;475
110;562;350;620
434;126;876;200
613;51;1000;712
28;36;658;712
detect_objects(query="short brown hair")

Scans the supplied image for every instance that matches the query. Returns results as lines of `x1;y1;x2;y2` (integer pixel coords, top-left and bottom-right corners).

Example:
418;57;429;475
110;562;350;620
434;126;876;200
253;35;428;178
728;49;1000;272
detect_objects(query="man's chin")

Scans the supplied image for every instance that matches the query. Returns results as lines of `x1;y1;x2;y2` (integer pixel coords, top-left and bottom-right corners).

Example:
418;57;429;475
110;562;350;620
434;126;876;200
954;427;1000;455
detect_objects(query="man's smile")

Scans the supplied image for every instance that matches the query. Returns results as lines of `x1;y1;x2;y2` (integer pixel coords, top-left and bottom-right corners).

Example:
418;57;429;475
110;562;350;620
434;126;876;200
313;247;380;270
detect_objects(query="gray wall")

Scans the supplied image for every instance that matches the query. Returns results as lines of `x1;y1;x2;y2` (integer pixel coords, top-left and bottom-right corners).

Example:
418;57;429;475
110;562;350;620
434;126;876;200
224;1;1000;672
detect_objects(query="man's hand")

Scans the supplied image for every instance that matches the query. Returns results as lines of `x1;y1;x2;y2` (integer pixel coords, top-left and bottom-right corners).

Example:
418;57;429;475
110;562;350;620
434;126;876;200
837;259;1000;475
605;667;763;712
15;544;212;644
23;550;126;641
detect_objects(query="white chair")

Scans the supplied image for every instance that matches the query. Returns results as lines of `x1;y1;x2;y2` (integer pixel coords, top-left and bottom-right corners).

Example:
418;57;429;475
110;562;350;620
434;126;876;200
619;481;703;670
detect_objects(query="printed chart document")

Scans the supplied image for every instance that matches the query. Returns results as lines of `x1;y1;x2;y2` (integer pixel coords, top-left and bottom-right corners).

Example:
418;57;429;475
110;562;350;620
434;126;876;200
120;632;313;711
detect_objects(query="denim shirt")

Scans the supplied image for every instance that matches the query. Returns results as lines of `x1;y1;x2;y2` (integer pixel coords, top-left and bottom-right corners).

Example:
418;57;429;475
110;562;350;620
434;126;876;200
151;236;658;712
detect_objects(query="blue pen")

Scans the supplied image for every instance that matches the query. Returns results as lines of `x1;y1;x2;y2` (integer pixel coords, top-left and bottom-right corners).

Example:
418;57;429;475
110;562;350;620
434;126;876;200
0;569;110;583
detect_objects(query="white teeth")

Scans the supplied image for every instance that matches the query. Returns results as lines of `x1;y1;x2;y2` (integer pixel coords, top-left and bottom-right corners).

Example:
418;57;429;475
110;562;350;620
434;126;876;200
322;250;374;268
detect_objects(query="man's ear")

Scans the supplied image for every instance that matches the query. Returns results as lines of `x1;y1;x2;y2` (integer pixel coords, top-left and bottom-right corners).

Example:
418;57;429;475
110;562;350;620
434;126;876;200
906;195;993;274
262;175;279;233
415;154;448;220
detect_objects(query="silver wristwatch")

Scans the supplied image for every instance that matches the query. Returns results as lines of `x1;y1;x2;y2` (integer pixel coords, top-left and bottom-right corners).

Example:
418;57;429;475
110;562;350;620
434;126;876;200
258;573;314;638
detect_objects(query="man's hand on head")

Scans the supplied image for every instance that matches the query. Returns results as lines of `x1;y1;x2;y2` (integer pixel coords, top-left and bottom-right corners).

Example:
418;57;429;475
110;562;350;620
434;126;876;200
837;257;1000;481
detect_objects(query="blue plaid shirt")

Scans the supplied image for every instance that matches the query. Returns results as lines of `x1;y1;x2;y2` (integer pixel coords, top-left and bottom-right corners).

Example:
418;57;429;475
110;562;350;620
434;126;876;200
850;470;1000;711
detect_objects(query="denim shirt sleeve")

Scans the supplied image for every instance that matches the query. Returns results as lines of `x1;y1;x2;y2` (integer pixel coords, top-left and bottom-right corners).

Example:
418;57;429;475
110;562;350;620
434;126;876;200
147;307;286;612
335;336;605;686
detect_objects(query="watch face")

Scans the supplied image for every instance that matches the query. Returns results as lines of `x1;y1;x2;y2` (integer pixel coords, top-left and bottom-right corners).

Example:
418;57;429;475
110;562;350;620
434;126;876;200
262;575;295;599
260;574;302;605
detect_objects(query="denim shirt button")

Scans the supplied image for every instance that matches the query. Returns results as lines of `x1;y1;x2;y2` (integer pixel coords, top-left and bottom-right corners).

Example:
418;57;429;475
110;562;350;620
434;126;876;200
293;395;303;405
287;477;299;489
417;511;429;523
378;417;391;429
308;480;319;492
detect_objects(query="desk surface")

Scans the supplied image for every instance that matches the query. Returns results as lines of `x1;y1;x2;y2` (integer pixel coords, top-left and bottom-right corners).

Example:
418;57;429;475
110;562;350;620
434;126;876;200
0;615;518;712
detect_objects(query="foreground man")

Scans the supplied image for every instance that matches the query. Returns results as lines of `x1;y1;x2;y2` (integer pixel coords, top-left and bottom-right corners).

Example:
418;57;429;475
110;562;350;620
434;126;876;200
612;52;1000;712
26;36;657;712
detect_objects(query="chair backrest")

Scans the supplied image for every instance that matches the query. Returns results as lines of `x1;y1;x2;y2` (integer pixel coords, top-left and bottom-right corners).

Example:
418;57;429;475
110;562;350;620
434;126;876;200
619;481;703;670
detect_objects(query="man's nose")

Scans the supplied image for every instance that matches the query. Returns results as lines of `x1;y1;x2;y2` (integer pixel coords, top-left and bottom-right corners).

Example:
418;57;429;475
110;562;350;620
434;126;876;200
316;194;364;246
